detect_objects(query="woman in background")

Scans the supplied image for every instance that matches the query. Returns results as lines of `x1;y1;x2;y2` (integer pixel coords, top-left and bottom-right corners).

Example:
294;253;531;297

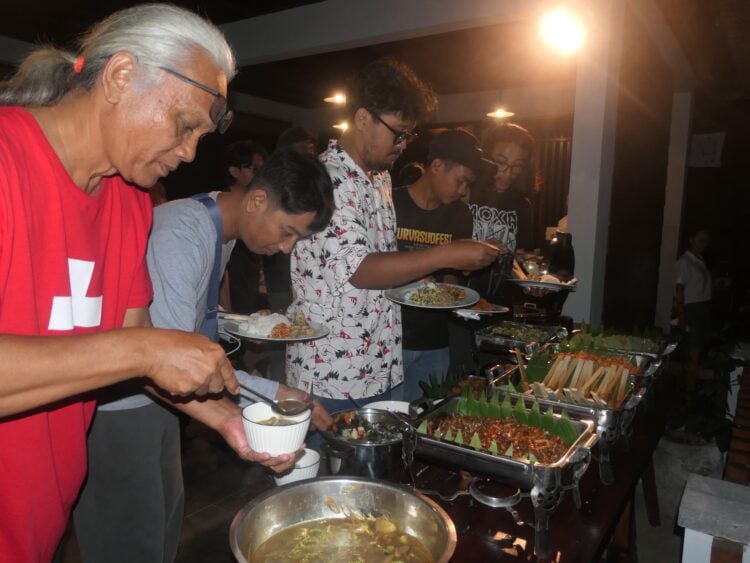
675;228;713;385
467;123;538;307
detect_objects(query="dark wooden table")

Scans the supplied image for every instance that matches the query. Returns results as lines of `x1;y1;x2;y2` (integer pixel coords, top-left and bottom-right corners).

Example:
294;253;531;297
411;372;674;562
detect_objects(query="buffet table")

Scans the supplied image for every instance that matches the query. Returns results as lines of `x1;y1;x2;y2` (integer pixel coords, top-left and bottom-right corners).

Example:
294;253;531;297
409;370;673;562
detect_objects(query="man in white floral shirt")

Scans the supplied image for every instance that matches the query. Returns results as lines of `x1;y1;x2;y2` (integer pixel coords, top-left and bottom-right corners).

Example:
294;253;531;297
287;58;501;414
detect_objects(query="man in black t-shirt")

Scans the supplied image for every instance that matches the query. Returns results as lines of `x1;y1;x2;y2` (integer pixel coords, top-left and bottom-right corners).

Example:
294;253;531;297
393;129;495;401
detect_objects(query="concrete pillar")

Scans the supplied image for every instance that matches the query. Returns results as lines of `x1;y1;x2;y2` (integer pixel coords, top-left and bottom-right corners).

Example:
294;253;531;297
654;90;693;330
563;0;627;324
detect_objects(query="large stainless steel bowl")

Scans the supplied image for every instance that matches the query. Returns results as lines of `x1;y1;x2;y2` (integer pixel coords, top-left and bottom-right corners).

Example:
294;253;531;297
229;476;457;563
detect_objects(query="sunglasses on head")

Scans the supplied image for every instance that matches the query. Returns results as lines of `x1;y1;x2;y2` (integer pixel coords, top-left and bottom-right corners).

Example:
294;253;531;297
159;66;233;134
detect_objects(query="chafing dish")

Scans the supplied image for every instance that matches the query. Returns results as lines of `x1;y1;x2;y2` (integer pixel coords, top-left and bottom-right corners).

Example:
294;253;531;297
410;394;598;558
492;353;663;484
475;321;567;355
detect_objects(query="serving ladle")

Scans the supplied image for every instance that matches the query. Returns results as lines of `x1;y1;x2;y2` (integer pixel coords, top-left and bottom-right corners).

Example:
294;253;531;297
238;384;313;416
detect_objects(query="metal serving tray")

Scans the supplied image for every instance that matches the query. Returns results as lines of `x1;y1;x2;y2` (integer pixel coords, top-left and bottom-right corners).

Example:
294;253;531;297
568;333;678;360
413;396;597;490
534;342;663;390
490;353;663;484
411;395;597;559
474;321;567;356
488;377;642;485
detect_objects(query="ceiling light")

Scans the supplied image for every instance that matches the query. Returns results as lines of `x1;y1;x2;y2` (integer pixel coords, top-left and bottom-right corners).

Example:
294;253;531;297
486;108;515;119
540;8;585;55
333;121;349;131
324;93;346;105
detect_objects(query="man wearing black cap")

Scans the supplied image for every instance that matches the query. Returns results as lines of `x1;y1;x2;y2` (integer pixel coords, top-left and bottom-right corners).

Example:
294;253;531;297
276;125;317;157
393;129;498;401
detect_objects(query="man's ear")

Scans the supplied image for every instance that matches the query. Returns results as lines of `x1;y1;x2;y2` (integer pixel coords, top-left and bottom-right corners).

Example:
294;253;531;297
244;187;268;213
353;107;370;132
228;165;241;180
100;51;139;105
430;159;443;173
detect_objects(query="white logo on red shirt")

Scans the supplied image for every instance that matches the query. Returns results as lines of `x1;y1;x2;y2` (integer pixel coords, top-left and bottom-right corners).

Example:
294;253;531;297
48;259;103;331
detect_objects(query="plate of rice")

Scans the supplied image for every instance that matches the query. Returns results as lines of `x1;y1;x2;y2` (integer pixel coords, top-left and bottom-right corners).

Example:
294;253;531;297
223;312;328;342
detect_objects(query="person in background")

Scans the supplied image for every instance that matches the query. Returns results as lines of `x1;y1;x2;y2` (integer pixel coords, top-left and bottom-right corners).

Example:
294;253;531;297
223;140;270;314
393;129;495;401
287;58;500;417
263;130;320;314
394;160;425;188
468;122;538;308
74;149;334;563
276;125;317;157
0;5;238;560
675;228;713;386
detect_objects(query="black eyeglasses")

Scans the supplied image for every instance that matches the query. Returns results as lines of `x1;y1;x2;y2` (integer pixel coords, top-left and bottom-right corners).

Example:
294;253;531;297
366;109;417;145
494;160;526;176
159;66;233;134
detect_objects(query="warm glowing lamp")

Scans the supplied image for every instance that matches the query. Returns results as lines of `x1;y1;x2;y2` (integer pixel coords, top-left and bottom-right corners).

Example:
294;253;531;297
332;121;349;131
540;8;585;55
486;108;515;119
324;93;347;104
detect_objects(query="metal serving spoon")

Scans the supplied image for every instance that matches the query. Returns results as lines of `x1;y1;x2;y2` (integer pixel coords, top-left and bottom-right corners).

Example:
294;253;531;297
238;384;313;416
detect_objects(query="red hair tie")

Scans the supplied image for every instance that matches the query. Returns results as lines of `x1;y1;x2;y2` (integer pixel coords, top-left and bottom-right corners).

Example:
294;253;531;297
73;56;85;74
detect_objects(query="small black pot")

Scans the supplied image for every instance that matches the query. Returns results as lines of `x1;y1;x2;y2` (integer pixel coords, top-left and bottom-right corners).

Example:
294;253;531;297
320;408;407;481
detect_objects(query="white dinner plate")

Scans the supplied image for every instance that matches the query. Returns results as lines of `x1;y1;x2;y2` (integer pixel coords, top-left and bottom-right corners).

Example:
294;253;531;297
217;312;252;322
223;320;329;342
508;279;577;293
384;283;480;310
455;304;510;316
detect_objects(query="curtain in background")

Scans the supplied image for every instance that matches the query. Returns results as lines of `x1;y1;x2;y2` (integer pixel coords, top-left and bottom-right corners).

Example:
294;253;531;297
530;135;571;251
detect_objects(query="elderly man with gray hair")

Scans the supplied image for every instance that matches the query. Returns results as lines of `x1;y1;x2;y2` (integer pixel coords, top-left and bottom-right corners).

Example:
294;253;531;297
0;4;290;561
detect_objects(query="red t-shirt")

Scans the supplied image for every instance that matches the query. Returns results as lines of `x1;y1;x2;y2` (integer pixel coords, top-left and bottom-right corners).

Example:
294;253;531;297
0;107;153;562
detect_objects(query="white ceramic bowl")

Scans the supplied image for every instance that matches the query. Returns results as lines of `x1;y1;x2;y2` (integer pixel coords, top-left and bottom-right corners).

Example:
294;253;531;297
242;402;311;456
273;448;321;486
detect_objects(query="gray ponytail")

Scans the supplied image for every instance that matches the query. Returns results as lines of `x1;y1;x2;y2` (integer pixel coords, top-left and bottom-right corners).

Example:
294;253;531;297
0;3;236;107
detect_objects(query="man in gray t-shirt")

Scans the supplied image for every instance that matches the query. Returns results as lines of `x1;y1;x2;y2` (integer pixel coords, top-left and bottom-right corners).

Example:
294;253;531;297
74;149;335;563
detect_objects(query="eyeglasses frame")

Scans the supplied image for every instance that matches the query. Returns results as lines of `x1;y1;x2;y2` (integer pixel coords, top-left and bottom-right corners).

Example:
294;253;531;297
159;66;233;134
365;108;417;146
494;160;526;177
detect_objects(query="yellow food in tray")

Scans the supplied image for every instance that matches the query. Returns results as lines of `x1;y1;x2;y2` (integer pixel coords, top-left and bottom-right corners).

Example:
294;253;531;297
530;352;638;409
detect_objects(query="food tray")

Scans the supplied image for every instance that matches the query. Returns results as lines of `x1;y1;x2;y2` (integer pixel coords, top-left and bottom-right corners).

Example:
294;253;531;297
489;354;661;485
413;396;597;489
475;321;567;356
491;376;641;485
568;330;676;360
411;394;597;559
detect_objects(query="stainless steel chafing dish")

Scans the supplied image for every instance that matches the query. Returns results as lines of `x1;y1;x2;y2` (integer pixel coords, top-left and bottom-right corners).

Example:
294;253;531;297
410;394;598;559
491;352;663;484
474;321;567;355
